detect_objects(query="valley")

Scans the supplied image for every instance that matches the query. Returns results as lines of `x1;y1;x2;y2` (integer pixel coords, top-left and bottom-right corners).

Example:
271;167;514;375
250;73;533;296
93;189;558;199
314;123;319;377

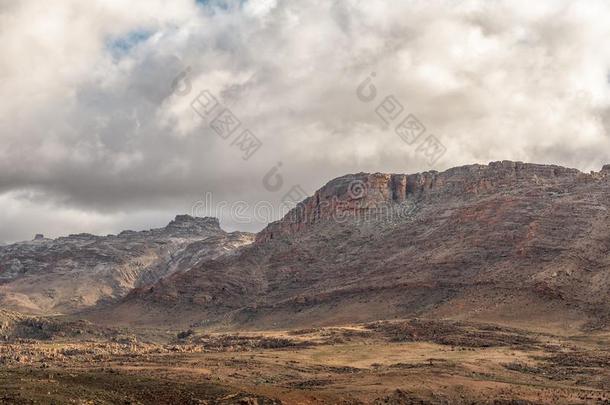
1;317;610;404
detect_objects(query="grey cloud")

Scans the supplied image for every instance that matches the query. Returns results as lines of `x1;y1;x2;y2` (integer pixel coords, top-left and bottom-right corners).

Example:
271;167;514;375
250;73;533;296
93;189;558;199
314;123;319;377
0;0;609;243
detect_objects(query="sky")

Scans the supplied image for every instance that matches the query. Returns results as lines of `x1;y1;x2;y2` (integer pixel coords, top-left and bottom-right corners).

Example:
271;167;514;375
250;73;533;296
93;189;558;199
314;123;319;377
1;0;610;243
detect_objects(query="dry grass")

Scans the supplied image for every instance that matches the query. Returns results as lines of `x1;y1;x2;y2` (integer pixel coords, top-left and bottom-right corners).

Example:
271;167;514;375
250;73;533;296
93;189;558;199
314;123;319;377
1;319;609;404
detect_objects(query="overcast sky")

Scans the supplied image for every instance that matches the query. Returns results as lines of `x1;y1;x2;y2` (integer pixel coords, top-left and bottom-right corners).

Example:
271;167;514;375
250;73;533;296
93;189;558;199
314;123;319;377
1;0;609;243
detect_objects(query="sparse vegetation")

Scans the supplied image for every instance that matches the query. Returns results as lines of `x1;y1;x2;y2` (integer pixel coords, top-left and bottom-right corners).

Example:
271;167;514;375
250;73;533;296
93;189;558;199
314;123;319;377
1;318;609;404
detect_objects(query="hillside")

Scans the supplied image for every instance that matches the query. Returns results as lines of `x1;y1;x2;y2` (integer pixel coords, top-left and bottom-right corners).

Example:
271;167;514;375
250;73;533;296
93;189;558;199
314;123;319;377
0;216;253;314
96;161;610;332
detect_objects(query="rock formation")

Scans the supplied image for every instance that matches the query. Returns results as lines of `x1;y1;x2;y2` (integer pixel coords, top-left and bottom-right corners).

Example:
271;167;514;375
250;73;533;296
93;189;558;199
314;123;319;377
98;161;610;331
5;161;610;332
0;215;253;314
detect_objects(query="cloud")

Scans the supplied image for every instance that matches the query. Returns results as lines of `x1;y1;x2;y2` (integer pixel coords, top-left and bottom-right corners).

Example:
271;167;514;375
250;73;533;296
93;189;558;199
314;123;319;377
0;0;609;242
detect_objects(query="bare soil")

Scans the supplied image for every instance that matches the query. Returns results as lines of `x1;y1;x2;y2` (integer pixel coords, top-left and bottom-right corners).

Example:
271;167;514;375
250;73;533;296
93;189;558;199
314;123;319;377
1;318;609;404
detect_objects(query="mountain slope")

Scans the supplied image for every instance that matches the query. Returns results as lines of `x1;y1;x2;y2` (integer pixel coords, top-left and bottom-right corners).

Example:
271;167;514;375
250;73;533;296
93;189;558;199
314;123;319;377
99;161;610;331
0;216;253;314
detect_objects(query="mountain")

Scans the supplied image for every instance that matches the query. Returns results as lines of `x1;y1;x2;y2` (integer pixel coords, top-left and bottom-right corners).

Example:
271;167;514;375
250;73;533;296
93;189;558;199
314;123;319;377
0;215;253;314
94;161;610;332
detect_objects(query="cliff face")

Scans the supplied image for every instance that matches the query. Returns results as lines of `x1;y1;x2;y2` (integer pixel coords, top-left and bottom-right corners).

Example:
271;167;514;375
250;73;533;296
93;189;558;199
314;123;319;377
256;161;584;243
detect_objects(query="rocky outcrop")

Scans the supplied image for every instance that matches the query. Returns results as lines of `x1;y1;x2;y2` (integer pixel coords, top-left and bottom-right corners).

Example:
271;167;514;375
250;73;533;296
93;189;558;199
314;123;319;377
0;215;254;314
256;161;582;243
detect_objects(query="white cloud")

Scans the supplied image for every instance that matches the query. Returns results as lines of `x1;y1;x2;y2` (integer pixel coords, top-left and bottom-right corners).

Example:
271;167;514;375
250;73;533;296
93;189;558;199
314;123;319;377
0;0;609;242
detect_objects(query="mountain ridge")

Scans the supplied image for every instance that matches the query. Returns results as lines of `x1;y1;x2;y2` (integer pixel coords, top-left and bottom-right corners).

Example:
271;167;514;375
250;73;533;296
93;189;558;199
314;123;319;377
256;160;592;243
4;160;610;333
0;215;254;314
90;160;610;332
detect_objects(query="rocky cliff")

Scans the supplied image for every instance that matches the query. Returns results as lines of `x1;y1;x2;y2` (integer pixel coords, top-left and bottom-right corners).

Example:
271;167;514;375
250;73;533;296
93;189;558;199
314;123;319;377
256;161;586;243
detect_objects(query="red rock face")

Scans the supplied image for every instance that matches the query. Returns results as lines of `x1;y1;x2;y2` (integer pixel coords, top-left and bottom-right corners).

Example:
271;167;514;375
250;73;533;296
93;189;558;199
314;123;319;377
255;172;432;243
256;161;582;243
